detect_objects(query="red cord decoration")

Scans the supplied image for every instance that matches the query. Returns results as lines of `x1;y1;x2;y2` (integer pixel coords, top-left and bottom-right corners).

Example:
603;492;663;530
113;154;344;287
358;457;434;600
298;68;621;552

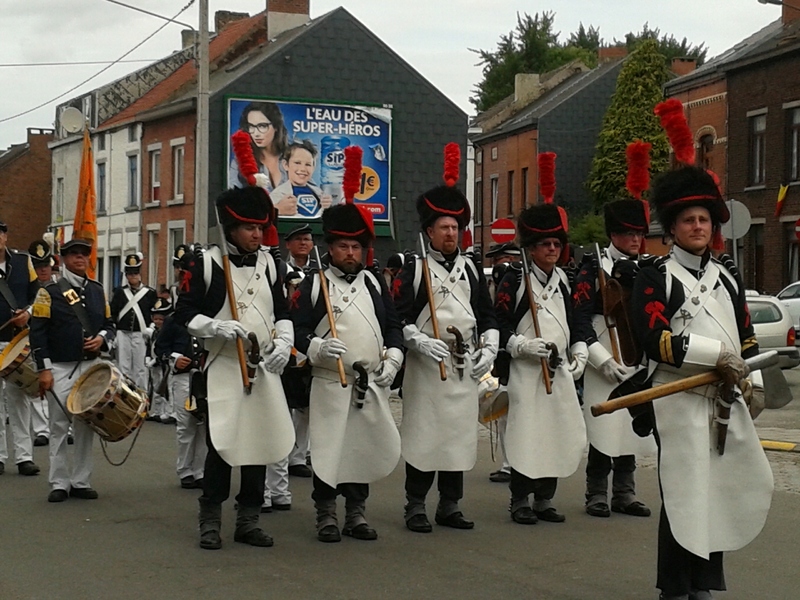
443;142;461;187
231;130;258;186
654;99;695;166
538;152;556;204
343;146;363;204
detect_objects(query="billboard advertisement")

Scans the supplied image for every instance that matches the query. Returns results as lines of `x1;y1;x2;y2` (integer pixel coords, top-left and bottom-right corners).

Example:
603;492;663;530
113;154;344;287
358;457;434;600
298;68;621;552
227;97;392;223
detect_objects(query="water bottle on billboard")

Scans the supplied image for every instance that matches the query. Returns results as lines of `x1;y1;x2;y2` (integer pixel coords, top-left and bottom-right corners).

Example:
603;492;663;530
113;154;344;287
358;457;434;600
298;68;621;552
320;136;350;205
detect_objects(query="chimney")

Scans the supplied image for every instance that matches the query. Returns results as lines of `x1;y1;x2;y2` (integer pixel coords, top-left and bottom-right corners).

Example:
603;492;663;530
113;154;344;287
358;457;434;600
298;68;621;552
671;57;697;77
784;0;800;24
597;46;628;63
266;0;311;40
514;73;541;103
214;10;249;33
181;29;197;49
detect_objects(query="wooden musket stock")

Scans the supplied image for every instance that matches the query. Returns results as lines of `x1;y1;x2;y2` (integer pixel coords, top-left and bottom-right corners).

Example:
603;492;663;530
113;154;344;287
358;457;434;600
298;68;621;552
419;233;447;381
315;248;348;388
521;252;552;394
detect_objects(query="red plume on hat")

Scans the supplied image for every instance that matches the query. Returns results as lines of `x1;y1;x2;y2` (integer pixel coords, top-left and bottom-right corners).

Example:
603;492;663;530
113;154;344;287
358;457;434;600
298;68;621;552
654;98;695;166
343;146;375;265
230;130;278;246
626;140;652;253
538;152;556;204
443;142;461;187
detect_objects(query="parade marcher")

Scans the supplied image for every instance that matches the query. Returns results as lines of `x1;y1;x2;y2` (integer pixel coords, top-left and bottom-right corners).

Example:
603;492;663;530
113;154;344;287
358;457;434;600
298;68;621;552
145;297;174;424
154;296;207;489
292;146;403;543
27;238;55;447
629;100;773;600
484;244;521;484
394;143;498;533
174;180;295;550
169;244;192;307
0;220;41;476
282;224;317;478
494;153;587;525
110;252;158;390
572;142;656;519
31;238;116;501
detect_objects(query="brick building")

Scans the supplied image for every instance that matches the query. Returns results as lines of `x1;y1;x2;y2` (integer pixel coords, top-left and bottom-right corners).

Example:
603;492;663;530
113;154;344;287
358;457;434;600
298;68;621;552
469;55;625;261
725;2;800;294
0;128;54;249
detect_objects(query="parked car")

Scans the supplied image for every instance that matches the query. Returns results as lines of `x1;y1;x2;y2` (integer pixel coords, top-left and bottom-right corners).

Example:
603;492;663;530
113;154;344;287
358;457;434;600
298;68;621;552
747;294;800;369
777;281;800;330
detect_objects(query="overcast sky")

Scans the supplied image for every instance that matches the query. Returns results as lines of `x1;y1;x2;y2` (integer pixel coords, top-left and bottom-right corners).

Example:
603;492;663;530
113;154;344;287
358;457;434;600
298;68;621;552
0;0;784;149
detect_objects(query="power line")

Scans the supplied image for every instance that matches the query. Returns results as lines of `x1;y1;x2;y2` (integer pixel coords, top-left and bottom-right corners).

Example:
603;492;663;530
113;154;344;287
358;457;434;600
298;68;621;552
0;59;163;68
103;0;194;30
0;0;196;125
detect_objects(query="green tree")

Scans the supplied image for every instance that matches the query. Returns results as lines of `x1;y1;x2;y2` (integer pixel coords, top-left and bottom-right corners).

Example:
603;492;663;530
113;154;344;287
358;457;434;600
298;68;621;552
619;23;707;65
568;23;602;54
586;39;671;210
568;213;608;247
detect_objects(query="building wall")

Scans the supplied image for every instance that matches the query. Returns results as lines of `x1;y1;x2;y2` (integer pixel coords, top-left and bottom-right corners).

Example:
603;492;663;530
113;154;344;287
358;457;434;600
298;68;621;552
727;51;800;293
208;8;467;260
0;129;54;249
140;112;197;293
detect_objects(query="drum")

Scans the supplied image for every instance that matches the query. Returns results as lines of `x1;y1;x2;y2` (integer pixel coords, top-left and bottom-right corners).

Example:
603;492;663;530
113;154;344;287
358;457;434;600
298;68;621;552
477;372;508;426
0;330;40;396
67;362;149;442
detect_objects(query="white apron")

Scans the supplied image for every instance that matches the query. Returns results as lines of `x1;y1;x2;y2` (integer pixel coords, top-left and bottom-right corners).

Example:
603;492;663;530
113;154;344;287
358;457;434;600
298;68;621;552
505;268;587;479
309;269;401;487
653;258;773;559
401;255;480;472
582;250;656;457
204;248;295;467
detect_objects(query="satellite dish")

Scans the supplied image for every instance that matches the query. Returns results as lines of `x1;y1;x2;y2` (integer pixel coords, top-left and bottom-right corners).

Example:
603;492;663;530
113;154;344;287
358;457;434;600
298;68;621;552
60;107;85;134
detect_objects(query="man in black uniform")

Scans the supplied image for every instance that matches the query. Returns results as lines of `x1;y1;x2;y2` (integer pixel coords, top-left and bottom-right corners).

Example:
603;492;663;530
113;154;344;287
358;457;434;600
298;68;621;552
111;253;158;391
0;219;41;476
31;238;115;502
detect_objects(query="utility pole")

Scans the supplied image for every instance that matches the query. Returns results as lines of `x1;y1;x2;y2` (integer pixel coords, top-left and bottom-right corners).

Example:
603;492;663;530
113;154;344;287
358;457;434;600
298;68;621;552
194;0;210;244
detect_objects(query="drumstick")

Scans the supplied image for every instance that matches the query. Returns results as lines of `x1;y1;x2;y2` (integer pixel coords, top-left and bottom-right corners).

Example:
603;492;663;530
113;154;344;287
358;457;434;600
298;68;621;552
0;306;31;333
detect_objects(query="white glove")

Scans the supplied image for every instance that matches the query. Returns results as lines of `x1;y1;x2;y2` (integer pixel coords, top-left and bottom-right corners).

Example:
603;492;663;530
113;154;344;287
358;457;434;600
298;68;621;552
212;319;248;341
263;320;294;374
307;337;348;364
145;357;157;368
374;347;404;387
471;329;499;380
143;325;156;340
508;335;550;359
567;342;588;381
403;325;450;362
598;358;636;383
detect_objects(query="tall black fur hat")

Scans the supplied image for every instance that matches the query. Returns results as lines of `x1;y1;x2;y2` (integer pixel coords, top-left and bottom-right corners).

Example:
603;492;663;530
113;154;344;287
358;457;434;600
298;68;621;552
416;143;470;230
604;200;650;237
517;204;569;249
215;186;275;230
322;203;374;248
651;166;729;230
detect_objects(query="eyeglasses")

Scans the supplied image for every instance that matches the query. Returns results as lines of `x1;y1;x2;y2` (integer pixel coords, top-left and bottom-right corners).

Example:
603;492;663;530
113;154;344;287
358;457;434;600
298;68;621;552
534;240;563;249
67;250;91;257
247;122;272;134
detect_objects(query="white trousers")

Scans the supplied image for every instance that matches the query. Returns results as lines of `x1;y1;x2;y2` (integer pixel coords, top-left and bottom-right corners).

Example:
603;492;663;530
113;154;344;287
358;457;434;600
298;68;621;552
116;331;147;390
170;372;206;480
30;397;49;437
0;364;34;465
148;365;172;419
289;407;310;467
496;414;510;472
48;360;98;491
264;456;291;505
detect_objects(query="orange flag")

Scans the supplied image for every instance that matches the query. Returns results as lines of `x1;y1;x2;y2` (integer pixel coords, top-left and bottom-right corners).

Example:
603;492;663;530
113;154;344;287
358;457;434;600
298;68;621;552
74;129;98;279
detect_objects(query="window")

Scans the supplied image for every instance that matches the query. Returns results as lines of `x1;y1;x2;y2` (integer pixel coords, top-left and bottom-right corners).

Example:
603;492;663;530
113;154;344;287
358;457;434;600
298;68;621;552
476;150;482;165
97;134;105;151
522;167;528;206
128;155;139;207
148;231;159;288
490;177;499;221
789;107;800;182
110;255;122;290
173;145;185;198
507;171;514;216
491;147;498;161
55;177;64;221
97;162;106;212
749;114;767;186
128;125;137;143
697;134;714;170
748;301;782;325
474;180;483;225
168;227;185;285
149;150;161;201
96;257;104;285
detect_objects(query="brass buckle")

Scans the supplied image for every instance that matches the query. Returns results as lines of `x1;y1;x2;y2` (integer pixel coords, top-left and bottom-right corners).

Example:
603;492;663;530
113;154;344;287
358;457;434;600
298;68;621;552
64;289;80;305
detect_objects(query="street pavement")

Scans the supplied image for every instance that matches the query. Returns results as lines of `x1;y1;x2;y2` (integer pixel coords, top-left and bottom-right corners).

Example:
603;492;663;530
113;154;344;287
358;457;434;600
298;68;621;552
1;409;799;600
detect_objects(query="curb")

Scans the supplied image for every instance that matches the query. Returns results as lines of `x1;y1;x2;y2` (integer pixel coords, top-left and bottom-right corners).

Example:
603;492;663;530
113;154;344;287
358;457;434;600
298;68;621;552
760;440;800;453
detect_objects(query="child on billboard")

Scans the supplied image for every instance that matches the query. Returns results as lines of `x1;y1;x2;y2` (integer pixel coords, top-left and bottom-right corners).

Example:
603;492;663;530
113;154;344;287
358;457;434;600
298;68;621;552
271;140;334;218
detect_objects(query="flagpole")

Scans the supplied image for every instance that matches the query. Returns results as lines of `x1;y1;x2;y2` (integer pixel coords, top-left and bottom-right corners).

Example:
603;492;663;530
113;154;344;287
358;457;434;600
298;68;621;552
194;0;210;245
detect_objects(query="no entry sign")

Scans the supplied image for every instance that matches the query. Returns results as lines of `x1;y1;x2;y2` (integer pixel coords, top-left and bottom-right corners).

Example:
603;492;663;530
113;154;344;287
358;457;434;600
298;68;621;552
795;217;800;242
490;218;516;243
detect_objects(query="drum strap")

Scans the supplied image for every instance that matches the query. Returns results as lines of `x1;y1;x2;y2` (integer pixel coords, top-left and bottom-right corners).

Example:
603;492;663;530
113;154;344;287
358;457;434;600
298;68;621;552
0;277;19;311
57;278;94;335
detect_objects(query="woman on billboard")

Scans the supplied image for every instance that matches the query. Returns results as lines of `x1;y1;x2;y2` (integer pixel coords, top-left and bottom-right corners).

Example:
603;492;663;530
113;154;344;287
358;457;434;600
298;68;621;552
229;102;289;192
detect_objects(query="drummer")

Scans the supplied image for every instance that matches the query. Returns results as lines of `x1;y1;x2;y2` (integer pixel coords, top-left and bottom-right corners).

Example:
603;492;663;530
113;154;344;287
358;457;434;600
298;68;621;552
30;238;116;502
0;219;41;476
